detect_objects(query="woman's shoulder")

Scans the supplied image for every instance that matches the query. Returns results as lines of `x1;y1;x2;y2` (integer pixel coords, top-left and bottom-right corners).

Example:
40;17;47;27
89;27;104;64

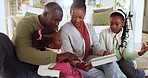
60;22;73;30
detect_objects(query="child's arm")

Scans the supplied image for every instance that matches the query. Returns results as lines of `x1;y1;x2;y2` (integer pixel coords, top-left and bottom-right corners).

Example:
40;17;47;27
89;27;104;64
38;64;60;77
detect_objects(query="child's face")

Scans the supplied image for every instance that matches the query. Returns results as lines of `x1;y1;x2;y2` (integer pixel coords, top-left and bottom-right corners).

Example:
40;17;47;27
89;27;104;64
110;15;124;33
51;33;62;49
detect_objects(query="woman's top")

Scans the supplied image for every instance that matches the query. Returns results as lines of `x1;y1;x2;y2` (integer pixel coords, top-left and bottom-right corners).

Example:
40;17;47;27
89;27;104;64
60;21;106;61
75;22;90;61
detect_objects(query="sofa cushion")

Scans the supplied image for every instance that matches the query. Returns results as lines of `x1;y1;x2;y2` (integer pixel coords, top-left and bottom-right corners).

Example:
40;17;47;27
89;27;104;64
25;12;38;17
93;7;113;13
10;16;24;27
93;9;112;26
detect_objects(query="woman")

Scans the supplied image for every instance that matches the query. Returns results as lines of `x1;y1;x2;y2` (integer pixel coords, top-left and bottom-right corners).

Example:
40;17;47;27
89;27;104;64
99;9;148;78
60;2;126;78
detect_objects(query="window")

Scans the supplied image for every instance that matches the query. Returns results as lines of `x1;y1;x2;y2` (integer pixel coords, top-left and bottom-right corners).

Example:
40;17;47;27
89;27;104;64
63;0;73;9
115;0;131;12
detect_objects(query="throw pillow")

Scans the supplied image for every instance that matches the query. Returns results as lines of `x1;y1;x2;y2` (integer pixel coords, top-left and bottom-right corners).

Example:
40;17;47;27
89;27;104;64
93;7;113;13
93;9;112;26
25;12;38;17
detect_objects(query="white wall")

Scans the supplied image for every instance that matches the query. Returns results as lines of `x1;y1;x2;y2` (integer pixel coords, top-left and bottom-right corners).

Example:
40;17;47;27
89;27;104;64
101;0;115;8
133;0;144;44
29;0;40;6
143;0;148;32
0;0;8;35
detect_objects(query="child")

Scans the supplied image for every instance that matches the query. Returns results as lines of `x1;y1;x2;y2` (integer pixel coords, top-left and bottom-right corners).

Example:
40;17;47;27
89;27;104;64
32;28;82;78
99;9;148;78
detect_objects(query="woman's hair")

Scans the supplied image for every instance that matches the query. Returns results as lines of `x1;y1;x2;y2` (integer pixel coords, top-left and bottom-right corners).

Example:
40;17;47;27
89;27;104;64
32;28;58;51
70;1;86;14
73;0;85;3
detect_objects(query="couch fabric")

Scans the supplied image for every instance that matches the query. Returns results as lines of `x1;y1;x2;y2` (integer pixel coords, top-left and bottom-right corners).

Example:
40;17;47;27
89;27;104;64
92;7;113;26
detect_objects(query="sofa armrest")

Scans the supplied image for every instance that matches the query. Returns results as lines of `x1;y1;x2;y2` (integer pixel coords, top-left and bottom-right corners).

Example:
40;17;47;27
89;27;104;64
93;26;110;38
6;16;24;39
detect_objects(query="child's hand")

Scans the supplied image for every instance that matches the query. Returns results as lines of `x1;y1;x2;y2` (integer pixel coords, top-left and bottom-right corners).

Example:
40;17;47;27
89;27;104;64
76;62;93;71
103;51;112;56
138;42;148;56
59;72;64;78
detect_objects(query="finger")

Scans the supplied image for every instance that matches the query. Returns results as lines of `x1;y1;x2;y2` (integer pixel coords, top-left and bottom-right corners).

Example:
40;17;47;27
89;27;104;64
73;57;80;61
145;42;148;47
142;43;146;49
146;42;148;45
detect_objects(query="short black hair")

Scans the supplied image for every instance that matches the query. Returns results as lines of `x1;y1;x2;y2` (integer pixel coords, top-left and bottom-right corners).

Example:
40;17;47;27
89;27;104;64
44;2;63;13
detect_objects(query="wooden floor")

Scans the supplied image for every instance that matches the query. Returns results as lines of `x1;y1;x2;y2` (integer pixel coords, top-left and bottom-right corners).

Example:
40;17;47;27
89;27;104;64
135;33;148;70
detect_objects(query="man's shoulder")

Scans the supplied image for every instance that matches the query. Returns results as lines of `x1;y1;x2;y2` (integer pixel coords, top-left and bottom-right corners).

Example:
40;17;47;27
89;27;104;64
17;15;39;28
21;15;38;22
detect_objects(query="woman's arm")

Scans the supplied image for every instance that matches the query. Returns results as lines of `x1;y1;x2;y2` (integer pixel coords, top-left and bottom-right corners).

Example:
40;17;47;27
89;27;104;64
60;29;73;53
89;25;106;55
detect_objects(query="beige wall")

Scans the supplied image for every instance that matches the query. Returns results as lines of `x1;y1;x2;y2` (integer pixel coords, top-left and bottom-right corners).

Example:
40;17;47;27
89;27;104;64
143;0;148;32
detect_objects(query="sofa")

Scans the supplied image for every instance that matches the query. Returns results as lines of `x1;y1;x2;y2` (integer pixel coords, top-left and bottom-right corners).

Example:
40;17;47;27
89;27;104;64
6;5;111;39
6;4;138;70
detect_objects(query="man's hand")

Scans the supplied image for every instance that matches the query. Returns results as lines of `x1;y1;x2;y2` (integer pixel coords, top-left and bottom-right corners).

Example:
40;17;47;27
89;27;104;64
57;52;80;62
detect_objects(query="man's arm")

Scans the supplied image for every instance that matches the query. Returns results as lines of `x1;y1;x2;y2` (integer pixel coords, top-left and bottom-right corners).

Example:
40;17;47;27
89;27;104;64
13;20;57;65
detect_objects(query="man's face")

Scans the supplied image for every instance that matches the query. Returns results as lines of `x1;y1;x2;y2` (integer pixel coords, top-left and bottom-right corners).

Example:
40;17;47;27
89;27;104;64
45;9;63;30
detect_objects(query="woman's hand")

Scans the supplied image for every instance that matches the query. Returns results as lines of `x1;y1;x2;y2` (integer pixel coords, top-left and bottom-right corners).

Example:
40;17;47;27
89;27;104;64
57;52;80;62
76;62;92;71
138;42;148;56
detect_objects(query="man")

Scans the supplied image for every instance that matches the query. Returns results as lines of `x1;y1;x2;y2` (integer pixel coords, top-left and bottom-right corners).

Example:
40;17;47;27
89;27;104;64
0;2;79;78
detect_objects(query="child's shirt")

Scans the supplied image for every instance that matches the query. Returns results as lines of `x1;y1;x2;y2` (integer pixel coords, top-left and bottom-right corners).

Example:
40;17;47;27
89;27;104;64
99;28;139;61
37;48;82;78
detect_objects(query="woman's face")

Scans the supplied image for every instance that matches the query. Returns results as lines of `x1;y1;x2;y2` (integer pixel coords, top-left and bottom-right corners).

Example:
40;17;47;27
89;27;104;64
70;8;85;27
110;15;125;33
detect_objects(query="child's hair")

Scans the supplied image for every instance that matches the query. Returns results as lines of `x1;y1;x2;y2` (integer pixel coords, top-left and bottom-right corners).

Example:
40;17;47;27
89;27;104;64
117;9;128;46
116;9;133;53
32;28;58;51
